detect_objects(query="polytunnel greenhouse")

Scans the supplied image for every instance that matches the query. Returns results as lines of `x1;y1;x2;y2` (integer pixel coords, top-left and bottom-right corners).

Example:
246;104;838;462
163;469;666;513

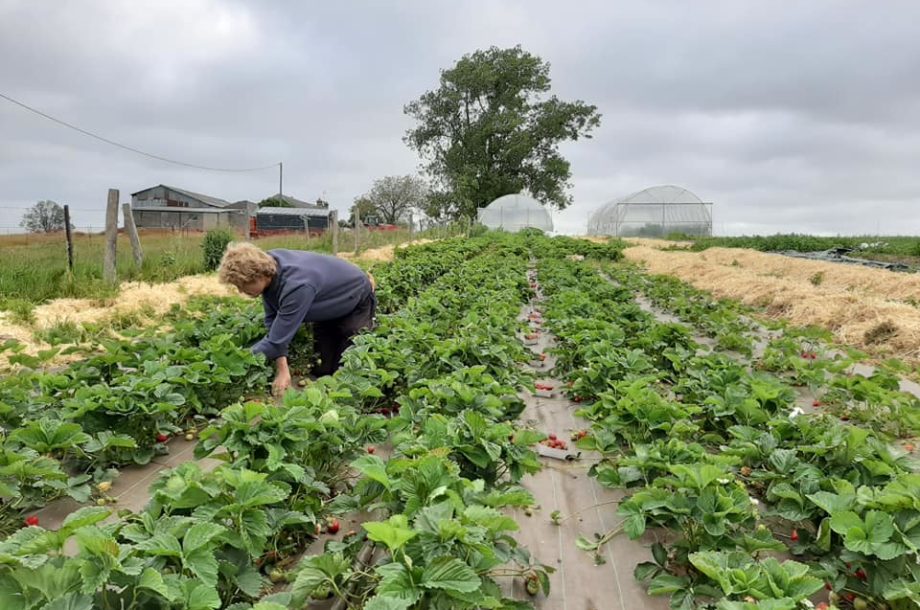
586;185;712;237
477;194;553;233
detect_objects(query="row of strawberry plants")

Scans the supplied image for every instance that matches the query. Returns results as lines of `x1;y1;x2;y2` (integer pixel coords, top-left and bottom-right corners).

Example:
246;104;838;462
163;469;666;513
0;236;508;534
612;264;920;441
371;238;493;313
757;336;920;440
605;264;758;355
0;298;272;536
0;382;391;609
536;257;919;610
0;233;555;609
286;237;557;609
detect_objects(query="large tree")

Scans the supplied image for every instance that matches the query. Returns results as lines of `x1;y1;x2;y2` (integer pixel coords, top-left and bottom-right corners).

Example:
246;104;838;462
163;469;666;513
353;175;428;225
404;46;601;220
20;200;68;233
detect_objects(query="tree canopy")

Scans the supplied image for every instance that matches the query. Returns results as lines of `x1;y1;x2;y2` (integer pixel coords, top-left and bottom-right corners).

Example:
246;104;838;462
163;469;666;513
20;200;69;233
351;175;427;225
404;46;601;220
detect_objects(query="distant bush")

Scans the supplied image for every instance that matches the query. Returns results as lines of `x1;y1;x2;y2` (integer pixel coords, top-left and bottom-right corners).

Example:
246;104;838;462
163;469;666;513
202;228;234;271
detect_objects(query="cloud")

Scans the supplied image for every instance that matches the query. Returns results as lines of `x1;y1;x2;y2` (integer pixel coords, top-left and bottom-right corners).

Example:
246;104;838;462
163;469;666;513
2;0;920;235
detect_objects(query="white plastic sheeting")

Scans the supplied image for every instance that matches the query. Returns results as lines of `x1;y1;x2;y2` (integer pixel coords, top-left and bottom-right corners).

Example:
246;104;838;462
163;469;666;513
478;194;553;233
587;185;712;237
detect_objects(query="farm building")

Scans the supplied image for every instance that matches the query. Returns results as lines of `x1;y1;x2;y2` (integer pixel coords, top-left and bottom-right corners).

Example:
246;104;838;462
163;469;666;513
254;206;330;235
477;193;553;233
587;185;713;237
130;185;250;232
261;193;330;209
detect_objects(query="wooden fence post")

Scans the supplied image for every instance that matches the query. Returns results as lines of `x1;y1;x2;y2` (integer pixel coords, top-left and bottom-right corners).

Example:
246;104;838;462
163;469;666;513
354;208;361;254
63;204;74;273
103;189;119;283
330;210;339;255
122;202;144;267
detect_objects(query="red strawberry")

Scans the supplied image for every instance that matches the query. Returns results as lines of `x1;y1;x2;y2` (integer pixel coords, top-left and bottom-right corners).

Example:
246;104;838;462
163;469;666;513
327;519;340;534
855;568;867;581
24;516;39;527
548;433;557;441
812;400;822;407
845;593;855;602
156;433;169;443
366;446;376;454
824;582;832;591
790;529;799;542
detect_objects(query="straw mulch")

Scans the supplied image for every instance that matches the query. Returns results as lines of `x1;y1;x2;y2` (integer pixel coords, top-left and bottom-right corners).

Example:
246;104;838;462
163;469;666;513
624;245;920;363
337;239;435;263
0;275;233;370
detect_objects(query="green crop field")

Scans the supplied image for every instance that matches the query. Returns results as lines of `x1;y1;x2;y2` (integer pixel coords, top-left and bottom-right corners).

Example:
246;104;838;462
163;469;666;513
0;231;916;610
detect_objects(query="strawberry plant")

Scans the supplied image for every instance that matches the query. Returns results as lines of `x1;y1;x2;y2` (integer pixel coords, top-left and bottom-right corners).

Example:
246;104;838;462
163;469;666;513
195;385;387;487
294;453;551;609
537;253;920;609
395;409;544;484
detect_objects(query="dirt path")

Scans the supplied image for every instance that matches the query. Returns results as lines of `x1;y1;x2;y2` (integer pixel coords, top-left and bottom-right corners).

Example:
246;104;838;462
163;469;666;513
623;244;920;364
501;267;668;609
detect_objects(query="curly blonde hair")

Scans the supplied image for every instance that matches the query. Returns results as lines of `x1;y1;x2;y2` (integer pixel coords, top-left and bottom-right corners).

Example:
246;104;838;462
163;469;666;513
218;242;278;287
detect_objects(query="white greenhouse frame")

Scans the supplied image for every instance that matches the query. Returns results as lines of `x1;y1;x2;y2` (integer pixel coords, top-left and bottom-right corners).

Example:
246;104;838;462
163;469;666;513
478;194;553;233
587;185;712;237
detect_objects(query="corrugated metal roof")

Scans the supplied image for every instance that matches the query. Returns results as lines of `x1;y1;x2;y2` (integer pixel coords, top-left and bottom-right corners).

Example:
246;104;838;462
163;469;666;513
258;206;330;218
132;206;238;214
131;185;233;208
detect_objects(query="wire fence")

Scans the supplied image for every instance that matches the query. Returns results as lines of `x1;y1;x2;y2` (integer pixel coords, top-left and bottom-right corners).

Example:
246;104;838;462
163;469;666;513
0;218;476;305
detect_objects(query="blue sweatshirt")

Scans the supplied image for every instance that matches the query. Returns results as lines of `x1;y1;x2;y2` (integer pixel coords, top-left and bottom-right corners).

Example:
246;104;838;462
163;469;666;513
251;249;372;361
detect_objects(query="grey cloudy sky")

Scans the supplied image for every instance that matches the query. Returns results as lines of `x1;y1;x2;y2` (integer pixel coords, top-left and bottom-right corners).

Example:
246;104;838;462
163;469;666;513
2;0;919;235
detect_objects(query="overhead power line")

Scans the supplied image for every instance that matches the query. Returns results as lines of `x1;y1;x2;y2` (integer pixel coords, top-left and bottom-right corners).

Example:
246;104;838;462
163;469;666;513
0;91;280;173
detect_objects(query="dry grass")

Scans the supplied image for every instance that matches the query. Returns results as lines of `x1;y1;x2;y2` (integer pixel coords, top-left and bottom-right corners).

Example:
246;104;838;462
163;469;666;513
31;275;233;330
1;274;232;370
625;245;920;363
623;237;695;249
337;239;436;263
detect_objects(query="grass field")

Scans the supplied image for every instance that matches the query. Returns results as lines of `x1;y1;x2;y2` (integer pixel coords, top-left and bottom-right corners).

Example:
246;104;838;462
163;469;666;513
0;227;425;310
679;233;920;260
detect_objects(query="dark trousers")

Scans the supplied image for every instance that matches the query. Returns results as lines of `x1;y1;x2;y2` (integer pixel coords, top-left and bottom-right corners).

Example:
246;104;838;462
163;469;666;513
312;290;377;376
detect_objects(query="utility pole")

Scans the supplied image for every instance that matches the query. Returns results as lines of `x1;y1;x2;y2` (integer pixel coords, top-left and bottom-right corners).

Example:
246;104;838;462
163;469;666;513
279;162;283;199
